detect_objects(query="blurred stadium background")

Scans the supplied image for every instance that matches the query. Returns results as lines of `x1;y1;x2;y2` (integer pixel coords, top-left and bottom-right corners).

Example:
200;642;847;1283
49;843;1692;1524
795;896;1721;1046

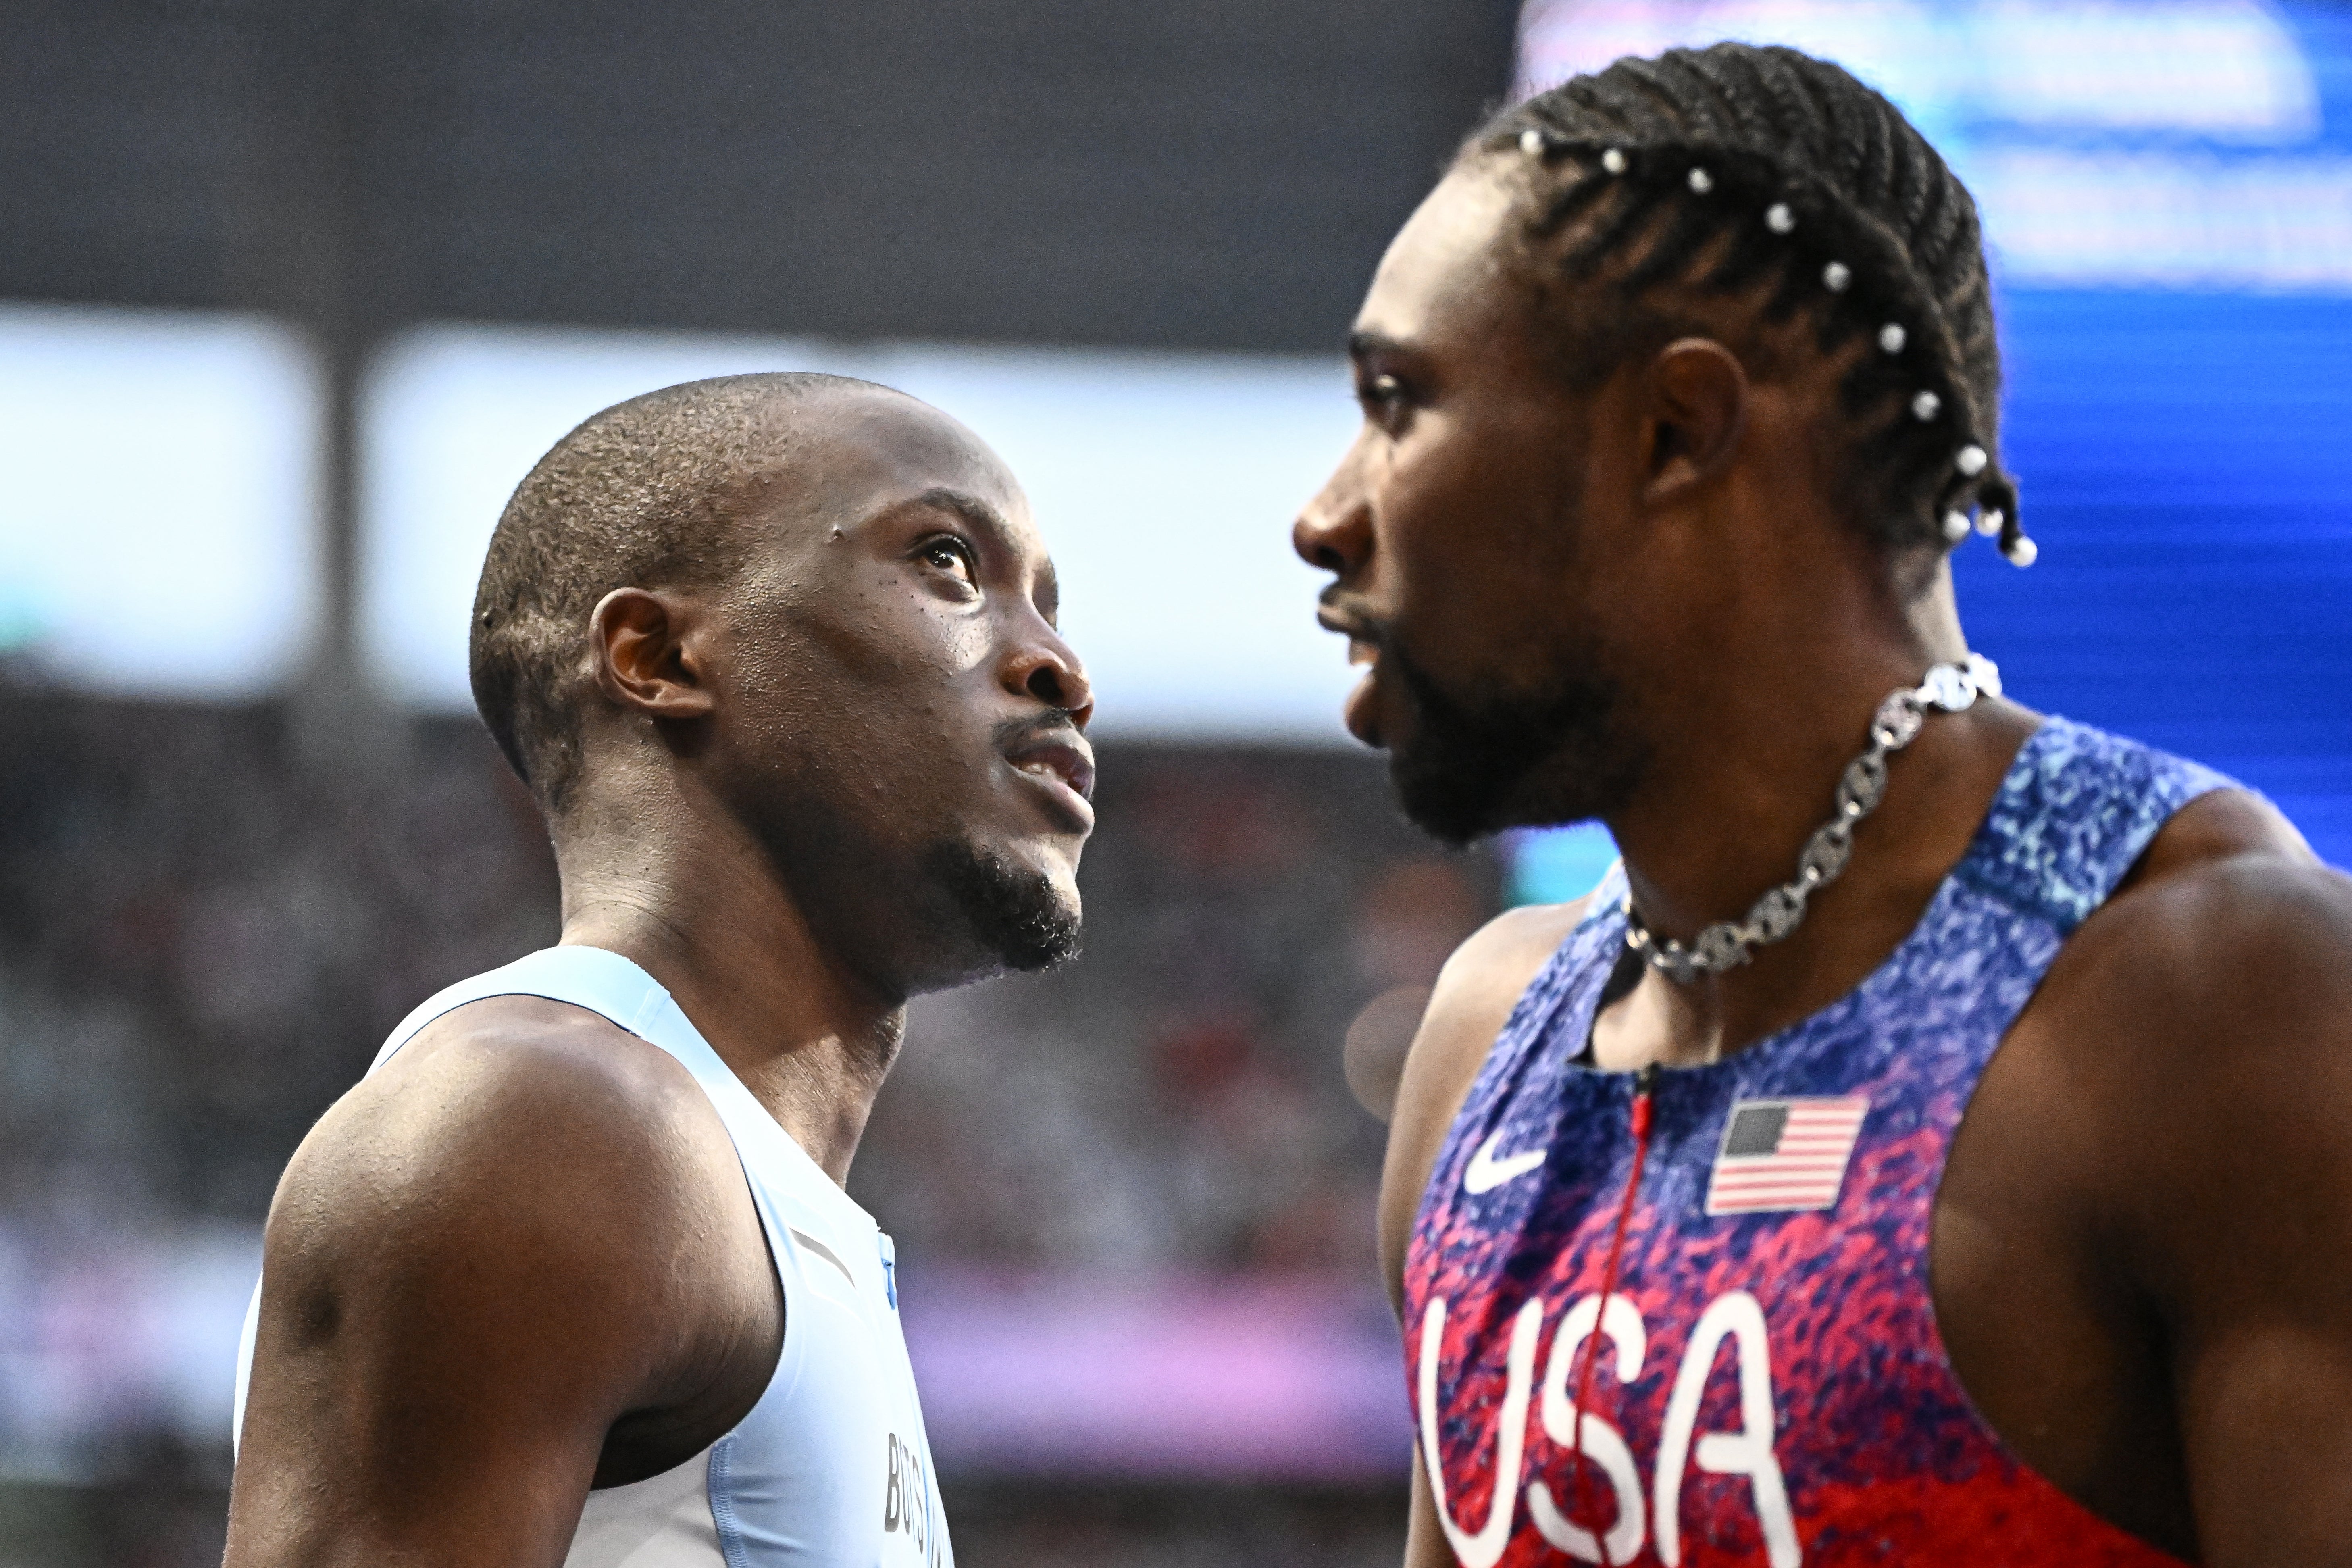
2;2;2348;1563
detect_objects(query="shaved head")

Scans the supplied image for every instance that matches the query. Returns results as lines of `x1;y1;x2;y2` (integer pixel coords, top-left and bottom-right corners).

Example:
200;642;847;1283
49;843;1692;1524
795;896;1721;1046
471;372;889;812
468;368;1092;989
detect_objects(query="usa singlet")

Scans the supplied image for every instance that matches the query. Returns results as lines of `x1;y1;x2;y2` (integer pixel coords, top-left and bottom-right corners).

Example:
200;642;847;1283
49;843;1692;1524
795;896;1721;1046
1407;717;2233;1566
235;945;953;1567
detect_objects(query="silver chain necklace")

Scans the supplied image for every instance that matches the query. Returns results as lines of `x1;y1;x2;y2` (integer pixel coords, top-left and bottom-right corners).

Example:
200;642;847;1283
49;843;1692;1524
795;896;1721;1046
1623;653;2001;985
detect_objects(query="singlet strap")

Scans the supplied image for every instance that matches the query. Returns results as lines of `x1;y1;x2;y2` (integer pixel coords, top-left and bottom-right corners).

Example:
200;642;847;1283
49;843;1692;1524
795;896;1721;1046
369;945;670;1072
1954;717;2240;935
369;945;874;1237
1476;861;1632;1068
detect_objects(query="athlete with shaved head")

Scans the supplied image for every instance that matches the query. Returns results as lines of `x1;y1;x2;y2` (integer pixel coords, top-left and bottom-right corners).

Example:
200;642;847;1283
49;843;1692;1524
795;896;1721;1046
226;373;1093;1566
1297;44;2352;1568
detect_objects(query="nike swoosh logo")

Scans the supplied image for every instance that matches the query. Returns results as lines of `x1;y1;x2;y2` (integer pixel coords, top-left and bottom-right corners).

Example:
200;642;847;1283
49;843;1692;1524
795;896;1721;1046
1463;1130;1547;1195
790;1226;857;1291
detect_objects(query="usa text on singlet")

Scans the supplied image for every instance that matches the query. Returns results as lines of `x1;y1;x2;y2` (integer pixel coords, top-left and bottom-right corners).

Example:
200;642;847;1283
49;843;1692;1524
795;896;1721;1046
1408;717;2229;1566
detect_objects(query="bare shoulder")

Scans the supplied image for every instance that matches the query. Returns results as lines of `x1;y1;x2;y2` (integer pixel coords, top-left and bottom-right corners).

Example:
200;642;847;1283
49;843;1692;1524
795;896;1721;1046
2014;789;2352;1236
1396;898;1590;1127
271;994;733;1271
1378;896;1590;1312
256;992;760;1397
2037;786;2344;1062
232;992;781;1555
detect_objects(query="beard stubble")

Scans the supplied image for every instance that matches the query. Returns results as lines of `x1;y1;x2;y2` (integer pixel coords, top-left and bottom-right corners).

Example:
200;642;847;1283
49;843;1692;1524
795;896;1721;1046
1380;633;1648;846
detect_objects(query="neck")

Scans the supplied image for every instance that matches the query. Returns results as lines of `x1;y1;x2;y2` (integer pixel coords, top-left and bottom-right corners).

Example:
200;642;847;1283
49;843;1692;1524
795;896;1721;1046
1592;564;2031;1066
551;775;903;1186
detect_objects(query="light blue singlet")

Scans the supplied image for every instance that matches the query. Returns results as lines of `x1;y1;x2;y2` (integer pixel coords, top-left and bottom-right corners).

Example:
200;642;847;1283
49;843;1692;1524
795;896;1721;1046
234;945;953;1568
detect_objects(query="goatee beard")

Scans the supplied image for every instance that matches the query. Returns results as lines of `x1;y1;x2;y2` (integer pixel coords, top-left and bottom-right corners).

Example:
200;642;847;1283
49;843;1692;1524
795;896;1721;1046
1382;639;1646;846
924;841;1083;972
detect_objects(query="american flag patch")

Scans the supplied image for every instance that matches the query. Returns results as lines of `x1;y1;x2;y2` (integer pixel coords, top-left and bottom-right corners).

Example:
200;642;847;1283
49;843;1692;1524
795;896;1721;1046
1704;1097;1870;1216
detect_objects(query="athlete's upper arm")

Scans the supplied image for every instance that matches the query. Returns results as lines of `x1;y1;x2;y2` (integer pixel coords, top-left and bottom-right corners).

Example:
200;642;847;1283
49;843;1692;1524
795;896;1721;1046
1378;898;1585;1318
2061;853;2352;1564
223;1000;734;1568
1403;1443;1459;1568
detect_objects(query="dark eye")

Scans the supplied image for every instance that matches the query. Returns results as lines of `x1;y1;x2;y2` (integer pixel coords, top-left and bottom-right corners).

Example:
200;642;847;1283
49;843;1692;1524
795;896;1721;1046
1360;372;1409;425
916;535;978;587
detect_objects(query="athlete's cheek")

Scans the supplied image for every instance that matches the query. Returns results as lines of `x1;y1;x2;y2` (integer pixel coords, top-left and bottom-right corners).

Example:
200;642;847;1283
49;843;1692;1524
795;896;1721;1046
935;613;994;678
822;579;989;700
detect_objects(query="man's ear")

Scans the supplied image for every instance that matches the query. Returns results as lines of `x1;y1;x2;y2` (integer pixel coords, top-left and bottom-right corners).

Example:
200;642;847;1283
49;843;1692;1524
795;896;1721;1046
589;587;718;720
1639;337;1748;508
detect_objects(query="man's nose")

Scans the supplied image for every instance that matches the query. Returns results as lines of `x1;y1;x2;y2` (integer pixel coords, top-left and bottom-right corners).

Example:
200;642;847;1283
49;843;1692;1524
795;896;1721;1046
1006;634;1095;730
1294;469;1372;579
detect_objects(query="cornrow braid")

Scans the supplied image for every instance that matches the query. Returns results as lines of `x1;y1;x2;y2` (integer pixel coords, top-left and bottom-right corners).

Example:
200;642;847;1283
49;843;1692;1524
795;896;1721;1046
1474;43;2032;567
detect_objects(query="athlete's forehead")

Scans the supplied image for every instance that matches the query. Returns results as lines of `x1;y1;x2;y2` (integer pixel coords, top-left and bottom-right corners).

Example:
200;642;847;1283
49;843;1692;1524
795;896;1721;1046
1350;160;1524;367
733;387;1055;603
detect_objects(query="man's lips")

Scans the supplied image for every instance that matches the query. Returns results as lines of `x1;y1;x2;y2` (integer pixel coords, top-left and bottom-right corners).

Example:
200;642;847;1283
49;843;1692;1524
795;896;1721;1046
1004;733;1097;830
1316;604;1374;643
1317;605;1387;746
1343;662;1384;748
1318;610;1386;667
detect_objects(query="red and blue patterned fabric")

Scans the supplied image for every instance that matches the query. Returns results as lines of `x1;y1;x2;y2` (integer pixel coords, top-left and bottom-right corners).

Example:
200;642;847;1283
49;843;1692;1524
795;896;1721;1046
1406;718;2231;1566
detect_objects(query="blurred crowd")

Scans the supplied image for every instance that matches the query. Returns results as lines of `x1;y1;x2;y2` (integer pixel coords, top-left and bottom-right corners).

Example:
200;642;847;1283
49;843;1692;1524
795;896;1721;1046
0;694;557;1238
0;687;1494;1273
0;685;1497;1498
862;748;1494;1280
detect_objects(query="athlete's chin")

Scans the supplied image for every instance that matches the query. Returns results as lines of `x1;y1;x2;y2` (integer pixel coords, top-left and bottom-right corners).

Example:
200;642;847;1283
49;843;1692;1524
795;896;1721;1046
1390;740;1624;848
986;832;1084;907
1382;709;1505;845
1343;666;1387;749
1391;758;1514;845
917;836;1084;987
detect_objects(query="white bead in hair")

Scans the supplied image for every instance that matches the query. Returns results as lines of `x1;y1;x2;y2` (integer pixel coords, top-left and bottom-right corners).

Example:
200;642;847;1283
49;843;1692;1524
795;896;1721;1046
1976;508;2004;537
1955;444;1988;477
1602;147;1628;175
1941;510;1971;543
1911;390;1942;421
1688;167;1713;194
1519;128;1546;156
1878;323;1907;354
1823;261;1852;292
2003;535;2039;568
1765;202;1795;233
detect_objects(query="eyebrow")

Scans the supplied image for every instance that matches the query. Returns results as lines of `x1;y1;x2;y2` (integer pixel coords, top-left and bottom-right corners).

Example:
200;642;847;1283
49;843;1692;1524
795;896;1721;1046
911;486;1060;623
912;485;1012;538
1347;329;1411;363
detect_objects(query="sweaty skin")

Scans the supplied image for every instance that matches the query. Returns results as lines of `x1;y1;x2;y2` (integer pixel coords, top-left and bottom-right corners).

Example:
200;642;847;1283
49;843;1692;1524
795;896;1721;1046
225;387;1095;1567
1297;162;2352;1566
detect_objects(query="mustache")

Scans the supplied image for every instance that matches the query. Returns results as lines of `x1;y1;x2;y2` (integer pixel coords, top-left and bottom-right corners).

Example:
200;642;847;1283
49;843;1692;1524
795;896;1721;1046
993;711;1088;751
1316;587;1393;650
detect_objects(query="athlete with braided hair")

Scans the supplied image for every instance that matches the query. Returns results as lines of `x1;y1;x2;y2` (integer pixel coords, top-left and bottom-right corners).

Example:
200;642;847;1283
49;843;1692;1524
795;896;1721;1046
1296;42;2352;1567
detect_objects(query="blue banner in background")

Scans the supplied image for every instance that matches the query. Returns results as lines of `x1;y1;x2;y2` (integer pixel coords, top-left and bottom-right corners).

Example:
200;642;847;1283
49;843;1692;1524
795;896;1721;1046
1964;288;2352;865
1505;1;2352;898
1508;287;2352;904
